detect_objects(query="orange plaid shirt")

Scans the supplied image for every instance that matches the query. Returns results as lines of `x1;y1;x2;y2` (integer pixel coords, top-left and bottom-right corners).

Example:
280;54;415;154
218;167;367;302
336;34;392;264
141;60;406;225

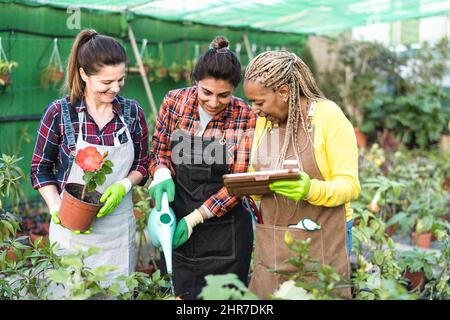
149;86;256;217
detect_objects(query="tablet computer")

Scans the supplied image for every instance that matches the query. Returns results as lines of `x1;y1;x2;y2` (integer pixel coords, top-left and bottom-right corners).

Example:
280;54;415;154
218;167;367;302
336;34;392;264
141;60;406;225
223;169;300;197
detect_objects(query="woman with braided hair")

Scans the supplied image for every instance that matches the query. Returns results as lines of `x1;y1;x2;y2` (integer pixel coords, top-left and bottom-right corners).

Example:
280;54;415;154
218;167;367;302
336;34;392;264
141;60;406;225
244;50;360;299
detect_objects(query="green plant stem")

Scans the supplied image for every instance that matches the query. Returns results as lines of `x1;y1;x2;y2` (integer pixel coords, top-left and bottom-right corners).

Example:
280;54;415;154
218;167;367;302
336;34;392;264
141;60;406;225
81;184;87;202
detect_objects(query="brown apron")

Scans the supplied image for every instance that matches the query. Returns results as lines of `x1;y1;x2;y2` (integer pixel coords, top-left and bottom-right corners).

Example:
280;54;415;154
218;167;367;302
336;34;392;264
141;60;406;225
248;114;351;299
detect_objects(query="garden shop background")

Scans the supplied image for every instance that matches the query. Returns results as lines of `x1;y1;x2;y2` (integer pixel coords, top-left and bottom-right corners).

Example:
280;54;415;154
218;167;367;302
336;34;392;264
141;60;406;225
0;0;450;301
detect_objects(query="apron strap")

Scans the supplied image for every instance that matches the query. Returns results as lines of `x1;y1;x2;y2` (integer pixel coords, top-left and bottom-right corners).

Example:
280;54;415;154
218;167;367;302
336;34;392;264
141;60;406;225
114;100;133;147
123;99;132;128
61;98;76;169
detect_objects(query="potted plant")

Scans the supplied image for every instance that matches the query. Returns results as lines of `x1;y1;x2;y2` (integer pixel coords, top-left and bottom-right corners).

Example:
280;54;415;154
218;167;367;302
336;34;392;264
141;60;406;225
58;146;113;232
0;59;18;90
398;249;438;292
168;61;183;83
40;64;64;88
40;38;64;88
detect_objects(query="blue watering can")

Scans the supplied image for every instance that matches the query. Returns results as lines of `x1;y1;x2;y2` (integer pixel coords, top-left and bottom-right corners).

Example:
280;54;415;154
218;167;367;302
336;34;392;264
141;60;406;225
146;192;176;276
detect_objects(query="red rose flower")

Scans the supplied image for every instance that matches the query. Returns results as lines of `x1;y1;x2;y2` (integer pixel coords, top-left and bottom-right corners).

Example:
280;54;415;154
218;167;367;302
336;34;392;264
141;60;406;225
75;146;104;172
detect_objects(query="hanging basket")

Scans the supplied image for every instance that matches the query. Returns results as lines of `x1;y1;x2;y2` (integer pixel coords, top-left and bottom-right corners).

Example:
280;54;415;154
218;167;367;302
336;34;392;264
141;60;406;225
0;37;18;90
40;38;64;88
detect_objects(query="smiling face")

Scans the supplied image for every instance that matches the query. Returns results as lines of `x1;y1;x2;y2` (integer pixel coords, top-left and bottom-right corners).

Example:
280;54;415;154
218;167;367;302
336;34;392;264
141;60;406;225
80;63;126;104
197;77;234;116
244;78;289;124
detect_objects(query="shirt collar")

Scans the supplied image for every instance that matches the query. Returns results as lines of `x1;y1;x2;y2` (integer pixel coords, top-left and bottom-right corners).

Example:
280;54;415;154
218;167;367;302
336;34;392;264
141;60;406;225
74;96;123;116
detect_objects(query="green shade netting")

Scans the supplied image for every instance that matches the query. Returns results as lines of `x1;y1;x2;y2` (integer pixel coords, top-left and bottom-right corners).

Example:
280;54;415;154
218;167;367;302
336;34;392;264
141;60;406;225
3;0;450;34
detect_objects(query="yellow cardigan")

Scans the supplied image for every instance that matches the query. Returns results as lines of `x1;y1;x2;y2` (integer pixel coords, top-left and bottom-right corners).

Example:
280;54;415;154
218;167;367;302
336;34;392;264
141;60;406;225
249;99;361;222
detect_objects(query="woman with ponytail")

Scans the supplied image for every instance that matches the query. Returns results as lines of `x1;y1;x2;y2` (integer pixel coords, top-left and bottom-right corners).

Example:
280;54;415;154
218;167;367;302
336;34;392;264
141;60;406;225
148;36;255;299
30;29;149;283
244;51;360;299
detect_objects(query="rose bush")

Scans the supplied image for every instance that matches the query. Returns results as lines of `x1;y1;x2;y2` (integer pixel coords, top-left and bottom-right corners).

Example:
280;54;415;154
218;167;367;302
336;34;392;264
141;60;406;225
75;147;113;201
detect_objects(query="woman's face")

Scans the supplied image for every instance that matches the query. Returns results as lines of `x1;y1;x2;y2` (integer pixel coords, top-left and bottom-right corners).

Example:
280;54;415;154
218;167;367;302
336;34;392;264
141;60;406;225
80;63;126;104
197;77;234;116
244;79;289;124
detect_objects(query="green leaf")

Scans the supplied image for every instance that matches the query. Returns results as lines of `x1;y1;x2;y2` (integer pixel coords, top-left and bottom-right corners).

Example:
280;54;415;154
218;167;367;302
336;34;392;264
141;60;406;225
47;269;71;283
92;265;118;277
101;165;113;175
83;172;95;183
273;280;312;300
103;160;113;168
94;173;106;186
108;282;122;297
86;180;96;192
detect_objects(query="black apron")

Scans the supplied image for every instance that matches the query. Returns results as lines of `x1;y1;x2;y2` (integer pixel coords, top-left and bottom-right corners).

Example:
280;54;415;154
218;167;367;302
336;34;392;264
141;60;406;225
159;129;253;300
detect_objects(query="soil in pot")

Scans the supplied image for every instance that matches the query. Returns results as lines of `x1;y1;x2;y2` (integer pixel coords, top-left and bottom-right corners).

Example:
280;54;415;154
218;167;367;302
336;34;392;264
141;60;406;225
66;183;102;205
58;183;103;232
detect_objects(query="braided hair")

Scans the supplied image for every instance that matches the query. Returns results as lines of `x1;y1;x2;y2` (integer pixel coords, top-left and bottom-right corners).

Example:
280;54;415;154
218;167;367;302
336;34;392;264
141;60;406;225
245;50;325;169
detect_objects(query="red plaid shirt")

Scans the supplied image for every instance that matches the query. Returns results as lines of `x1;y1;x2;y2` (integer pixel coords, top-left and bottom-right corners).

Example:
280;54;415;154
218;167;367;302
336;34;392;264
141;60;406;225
30;96;149;193
149;86;256;217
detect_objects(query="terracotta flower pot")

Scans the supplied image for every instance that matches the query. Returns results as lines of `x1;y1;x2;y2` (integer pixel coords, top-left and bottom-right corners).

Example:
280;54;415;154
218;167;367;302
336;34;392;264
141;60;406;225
354;128;367;148
29;229;47;247
404;271;425;291
41;223;50;234
411;232;432;249
443;177;450;191
386;225;396;237
136;264;156;276
58;183;103;232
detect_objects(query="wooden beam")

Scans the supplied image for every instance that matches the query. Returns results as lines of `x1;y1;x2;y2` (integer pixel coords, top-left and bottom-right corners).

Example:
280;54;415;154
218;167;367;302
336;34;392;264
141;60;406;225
127;24;158;120
242;33;254;61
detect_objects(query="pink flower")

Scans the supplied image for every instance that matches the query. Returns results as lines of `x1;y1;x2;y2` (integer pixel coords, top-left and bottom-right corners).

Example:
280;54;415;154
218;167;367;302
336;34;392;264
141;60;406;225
75;146;103;172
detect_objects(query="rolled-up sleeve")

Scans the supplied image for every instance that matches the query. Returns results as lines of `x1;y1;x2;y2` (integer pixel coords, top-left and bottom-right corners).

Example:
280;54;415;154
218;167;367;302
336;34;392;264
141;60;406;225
149;94;175;177
130;101;150;185
30;103;60;189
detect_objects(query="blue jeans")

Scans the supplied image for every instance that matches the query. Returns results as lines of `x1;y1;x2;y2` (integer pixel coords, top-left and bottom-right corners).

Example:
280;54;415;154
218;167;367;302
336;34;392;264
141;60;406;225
346;220;353;255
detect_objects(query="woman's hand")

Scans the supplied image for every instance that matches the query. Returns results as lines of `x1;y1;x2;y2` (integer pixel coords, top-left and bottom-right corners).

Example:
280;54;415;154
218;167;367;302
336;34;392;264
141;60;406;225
97;178;132;218
269;171;311;202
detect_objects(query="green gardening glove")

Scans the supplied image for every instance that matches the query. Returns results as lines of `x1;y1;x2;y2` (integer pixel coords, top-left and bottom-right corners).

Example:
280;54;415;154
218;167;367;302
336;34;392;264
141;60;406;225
49;205;61;225
50;205;93;234
148;168;175;211
97;178;131;218
172;209;204;249
269;171;311;202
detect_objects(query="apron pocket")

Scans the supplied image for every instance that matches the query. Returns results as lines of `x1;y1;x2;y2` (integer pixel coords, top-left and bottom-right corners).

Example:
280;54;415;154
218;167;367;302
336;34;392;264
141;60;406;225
191;216;235;260
255;224;324;275
190;166;210;182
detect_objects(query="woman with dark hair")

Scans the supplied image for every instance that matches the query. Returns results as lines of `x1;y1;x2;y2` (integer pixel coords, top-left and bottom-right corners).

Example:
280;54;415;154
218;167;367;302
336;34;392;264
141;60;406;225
148;36;256;300
30;29;149;281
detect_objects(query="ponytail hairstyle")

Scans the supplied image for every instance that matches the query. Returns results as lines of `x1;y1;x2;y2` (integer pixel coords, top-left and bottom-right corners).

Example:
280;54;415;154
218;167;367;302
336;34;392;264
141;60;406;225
245;50;325;169
64;29;127;106
192;36;241;88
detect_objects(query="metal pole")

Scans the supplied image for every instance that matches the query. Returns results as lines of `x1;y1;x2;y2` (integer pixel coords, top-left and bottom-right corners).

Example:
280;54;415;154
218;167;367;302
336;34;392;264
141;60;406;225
127;24;159;119
242;33;254;61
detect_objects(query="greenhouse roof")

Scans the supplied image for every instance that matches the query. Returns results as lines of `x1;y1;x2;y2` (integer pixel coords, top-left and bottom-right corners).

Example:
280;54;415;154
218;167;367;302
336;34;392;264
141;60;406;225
4;0;450;34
